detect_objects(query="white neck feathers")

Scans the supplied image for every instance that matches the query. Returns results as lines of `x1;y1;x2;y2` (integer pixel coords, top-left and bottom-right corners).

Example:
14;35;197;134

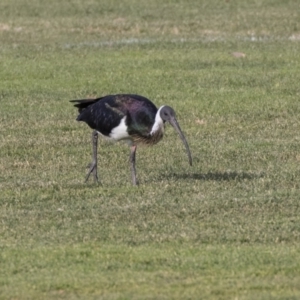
150;106;165;135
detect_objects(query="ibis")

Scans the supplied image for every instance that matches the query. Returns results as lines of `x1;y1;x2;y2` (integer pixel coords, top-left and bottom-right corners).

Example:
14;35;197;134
70;94;192;185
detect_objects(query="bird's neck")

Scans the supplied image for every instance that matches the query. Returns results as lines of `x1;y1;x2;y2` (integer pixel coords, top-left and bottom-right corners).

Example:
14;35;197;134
150;106;165;135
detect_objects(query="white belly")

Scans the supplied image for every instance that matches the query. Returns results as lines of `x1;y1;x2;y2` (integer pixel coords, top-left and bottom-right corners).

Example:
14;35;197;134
108;116;130;141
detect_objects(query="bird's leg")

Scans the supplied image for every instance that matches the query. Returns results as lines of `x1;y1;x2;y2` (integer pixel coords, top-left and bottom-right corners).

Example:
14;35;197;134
129;145;138;186
85;130;99;183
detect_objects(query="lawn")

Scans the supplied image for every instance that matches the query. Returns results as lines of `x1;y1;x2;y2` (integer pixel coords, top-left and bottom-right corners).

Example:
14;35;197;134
1;0;300;299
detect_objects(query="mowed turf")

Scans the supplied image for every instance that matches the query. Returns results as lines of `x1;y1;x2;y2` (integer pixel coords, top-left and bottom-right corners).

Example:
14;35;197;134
1;0;300;299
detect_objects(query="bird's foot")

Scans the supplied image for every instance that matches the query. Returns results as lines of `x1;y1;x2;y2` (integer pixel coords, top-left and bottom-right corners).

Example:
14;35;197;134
132;178;139;186
85;161;99;183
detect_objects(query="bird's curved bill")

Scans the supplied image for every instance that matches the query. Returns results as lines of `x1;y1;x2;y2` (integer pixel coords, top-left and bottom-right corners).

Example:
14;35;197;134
169;117;192;166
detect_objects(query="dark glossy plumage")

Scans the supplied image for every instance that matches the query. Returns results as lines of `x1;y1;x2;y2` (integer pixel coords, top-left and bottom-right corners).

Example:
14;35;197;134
71;94;158;140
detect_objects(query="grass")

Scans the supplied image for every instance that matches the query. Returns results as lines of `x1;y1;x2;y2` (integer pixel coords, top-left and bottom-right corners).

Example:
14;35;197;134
1;0;300;299
1;244;300;299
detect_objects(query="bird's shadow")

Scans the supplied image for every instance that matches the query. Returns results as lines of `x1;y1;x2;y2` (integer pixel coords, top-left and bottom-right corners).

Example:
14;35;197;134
160;170;264;182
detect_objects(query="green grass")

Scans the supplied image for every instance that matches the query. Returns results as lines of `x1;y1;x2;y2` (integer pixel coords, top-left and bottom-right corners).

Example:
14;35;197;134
1;0;300;299
1;244;300;299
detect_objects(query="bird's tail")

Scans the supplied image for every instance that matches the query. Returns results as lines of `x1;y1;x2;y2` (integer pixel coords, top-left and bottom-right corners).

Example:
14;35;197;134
70;98;103;113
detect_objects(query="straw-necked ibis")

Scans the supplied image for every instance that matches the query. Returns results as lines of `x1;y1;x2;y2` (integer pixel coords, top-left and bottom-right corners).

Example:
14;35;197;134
70;94;192;185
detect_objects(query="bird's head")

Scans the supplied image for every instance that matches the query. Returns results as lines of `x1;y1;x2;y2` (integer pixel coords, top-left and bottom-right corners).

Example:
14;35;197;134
159;106;192;166
159;105;176;122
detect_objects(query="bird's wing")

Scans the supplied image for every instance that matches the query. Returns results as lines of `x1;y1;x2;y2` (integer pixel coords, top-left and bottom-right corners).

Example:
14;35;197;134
119;95;158;137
